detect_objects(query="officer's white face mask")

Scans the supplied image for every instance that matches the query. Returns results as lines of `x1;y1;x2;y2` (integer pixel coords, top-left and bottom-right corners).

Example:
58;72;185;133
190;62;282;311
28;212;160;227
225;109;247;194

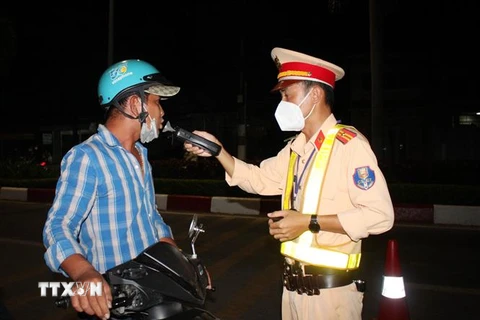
274;90;315;131
140;116;159;143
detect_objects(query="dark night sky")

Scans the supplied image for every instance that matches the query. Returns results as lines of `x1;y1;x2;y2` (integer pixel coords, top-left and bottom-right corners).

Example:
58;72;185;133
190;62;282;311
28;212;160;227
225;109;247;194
0;1;368;124
1;0;479;128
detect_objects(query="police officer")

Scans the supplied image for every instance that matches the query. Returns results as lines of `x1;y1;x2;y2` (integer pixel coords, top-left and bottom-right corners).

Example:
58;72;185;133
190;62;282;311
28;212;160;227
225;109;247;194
184;47;394;320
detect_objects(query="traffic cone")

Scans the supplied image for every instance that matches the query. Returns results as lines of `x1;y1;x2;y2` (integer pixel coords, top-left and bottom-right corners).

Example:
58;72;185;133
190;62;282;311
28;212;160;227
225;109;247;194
377;239;409;320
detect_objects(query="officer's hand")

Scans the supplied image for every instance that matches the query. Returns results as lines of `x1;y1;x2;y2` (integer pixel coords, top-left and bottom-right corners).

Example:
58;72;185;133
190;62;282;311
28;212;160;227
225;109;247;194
184;131;222;157
69;269;112;320
268;210;309;242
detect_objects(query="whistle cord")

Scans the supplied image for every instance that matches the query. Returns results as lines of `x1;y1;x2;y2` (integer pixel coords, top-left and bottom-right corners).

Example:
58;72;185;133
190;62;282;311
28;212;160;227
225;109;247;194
292;149;316;202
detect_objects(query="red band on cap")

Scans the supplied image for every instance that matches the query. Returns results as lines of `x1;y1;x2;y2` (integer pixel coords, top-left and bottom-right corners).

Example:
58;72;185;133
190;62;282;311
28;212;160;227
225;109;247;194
278;62;336;88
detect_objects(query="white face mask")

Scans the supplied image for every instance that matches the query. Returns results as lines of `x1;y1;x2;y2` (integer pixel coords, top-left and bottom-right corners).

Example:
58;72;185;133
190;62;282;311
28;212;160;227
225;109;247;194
274;90;315;131
140;116;159;143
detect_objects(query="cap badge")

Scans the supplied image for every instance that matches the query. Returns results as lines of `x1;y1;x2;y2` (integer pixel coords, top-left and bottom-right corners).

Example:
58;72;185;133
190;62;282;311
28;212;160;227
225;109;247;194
274;55;282;70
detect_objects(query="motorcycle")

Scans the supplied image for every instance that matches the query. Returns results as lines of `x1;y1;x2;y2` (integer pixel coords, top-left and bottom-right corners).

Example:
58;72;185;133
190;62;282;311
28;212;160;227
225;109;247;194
55;214;219;319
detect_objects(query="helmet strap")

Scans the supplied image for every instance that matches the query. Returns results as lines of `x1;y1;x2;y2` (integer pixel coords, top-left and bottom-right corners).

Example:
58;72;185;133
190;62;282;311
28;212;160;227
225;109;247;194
110;90;149;122
111;101;137;120
137;90;149;123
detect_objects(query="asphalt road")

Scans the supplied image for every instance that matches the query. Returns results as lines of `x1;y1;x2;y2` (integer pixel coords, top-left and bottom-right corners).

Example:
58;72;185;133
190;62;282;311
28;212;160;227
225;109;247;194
1;200;479;320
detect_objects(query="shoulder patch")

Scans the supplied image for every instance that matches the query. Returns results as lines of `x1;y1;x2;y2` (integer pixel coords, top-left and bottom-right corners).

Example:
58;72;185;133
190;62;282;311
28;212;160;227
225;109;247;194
353;166;376;190
336;127;357;144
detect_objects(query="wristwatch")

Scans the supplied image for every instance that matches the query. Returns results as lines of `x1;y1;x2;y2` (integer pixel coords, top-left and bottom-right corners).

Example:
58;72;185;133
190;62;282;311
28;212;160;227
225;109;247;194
308;215;321;233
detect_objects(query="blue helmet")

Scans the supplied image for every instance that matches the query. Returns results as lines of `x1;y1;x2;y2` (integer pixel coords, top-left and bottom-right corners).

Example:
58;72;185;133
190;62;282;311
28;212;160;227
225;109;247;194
97;59;180;107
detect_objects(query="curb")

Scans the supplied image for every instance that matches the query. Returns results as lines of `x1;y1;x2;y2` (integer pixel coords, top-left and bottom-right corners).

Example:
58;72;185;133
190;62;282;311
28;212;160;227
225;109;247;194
1;187;480;227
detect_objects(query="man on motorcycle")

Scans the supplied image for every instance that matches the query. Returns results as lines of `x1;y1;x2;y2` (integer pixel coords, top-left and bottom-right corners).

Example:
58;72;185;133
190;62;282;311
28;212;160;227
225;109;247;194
43;59;180;320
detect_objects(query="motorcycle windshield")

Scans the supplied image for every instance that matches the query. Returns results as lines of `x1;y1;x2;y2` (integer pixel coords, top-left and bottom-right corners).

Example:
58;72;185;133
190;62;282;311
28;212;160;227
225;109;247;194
135;242;199;288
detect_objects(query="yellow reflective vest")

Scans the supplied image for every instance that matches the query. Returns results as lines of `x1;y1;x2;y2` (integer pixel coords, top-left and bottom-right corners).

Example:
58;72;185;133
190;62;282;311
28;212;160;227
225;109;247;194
280;124;362;270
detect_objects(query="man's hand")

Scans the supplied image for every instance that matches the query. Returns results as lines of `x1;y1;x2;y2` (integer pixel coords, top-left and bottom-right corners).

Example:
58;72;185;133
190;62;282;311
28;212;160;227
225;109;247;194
267;210;310;242
69;269;112;320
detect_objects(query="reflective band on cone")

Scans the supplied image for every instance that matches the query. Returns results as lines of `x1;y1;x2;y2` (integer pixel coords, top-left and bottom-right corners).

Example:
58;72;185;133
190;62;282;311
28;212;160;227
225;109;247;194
377;239;410;320
382;276;406;299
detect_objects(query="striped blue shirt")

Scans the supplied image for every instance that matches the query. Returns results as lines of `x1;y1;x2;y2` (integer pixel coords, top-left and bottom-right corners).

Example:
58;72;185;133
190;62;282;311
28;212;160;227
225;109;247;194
43;124;173;274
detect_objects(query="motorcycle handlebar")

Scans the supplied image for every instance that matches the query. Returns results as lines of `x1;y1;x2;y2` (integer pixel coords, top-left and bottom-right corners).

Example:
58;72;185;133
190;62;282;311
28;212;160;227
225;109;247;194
55;296;129;309
54;297;70;309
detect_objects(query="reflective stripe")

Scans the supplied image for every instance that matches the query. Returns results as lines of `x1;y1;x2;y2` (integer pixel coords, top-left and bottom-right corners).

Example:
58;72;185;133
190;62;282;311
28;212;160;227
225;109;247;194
282;241;362;269
281;124;361;270
381;276;406;299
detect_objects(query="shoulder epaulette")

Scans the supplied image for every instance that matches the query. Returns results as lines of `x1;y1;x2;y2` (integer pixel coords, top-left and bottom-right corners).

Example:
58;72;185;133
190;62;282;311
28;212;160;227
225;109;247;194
336;127;357;144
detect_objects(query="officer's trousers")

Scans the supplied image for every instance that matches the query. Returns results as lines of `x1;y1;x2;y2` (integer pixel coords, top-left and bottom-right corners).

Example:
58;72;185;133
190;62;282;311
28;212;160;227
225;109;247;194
281;282;363;320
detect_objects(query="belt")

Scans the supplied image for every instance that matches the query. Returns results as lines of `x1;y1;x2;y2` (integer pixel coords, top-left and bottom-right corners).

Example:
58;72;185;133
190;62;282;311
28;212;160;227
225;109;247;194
283;261;361;295
304;265;351;275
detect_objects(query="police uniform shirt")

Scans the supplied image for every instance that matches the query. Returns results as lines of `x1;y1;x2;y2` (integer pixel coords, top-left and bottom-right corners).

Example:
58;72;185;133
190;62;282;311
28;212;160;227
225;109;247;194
225;114;394;254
